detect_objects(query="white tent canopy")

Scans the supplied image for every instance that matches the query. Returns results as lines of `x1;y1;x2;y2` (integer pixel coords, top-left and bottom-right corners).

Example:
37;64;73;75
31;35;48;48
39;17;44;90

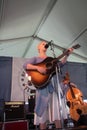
0;0;87;63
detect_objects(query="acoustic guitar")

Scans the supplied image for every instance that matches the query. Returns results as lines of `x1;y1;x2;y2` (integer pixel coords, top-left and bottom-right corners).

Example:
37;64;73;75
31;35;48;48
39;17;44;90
26;44;80;88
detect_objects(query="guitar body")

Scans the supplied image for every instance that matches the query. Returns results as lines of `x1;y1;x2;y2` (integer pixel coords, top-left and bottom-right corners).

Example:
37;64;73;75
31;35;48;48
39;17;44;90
26;57;56;88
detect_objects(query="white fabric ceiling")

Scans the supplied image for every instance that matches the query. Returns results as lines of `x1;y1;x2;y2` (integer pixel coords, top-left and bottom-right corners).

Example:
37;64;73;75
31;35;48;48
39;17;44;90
0;0;87;63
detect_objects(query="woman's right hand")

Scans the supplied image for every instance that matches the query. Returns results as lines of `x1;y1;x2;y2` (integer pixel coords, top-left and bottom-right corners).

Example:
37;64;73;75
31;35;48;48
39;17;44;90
36;66;47;74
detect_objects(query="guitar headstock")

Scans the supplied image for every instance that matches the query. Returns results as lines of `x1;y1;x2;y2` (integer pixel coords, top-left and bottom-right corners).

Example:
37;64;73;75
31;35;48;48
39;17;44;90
72;44;81;49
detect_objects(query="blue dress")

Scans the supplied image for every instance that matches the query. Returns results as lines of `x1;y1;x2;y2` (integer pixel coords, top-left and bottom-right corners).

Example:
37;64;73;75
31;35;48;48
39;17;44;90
23;56;65;125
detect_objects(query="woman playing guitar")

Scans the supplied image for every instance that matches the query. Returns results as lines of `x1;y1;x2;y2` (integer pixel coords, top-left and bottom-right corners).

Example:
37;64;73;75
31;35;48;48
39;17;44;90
23;41;74;129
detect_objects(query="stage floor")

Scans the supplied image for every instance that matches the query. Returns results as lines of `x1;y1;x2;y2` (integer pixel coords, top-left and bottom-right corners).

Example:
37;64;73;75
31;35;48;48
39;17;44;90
29;125;87;130
1;121;87;130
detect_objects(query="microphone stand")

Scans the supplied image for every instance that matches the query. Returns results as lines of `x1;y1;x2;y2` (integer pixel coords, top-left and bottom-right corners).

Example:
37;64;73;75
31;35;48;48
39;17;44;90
49;41;64;128
55;65;64;128
49;41;56;58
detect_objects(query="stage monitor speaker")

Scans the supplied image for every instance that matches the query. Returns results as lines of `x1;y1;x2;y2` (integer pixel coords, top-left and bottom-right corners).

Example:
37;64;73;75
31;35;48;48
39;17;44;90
4;120;28;130
5;101;25;121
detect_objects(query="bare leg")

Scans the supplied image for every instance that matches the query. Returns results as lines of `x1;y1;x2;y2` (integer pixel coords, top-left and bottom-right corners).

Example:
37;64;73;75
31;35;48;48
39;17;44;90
39;123;47;130
54;120;62;129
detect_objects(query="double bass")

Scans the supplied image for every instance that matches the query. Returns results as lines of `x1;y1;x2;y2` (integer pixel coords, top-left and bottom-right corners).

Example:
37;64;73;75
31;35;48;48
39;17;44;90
65;73;87;121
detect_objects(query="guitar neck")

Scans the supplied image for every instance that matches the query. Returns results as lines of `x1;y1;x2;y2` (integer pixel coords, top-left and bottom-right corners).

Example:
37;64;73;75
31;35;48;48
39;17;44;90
51;49;70;64
53;44;80;62
57;50;69;60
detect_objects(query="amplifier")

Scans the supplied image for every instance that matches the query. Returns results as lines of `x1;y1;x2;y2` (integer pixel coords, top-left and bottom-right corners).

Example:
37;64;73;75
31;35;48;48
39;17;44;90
5;101;25;121
4;120;28;130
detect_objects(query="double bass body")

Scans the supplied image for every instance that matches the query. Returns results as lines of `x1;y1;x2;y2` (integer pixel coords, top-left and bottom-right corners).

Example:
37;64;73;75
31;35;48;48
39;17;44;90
66;83;87;121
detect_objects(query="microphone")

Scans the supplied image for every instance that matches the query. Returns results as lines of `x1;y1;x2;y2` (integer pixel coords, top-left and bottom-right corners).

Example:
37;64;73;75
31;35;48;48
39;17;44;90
44;40;53;49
